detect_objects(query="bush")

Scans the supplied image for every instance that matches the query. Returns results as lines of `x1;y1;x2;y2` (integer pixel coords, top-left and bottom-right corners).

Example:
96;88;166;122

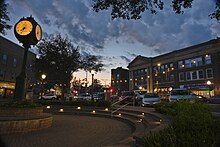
0;100;41;108
144;101;216;146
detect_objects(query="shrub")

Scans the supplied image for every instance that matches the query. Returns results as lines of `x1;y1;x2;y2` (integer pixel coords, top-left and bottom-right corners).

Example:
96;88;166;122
144;101;215;146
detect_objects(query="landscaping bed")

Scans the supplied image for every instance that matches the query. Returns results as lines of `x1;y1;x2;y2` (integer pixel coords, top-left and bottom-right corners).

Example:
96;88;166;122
142;101;220;146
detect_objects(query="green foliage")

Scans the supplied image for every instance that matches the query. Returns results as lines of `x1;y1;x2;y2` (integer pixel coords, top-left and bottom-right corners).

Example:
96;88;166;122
0;0;11;35
93;0;220;21
144;101;216;146
0;100;41;108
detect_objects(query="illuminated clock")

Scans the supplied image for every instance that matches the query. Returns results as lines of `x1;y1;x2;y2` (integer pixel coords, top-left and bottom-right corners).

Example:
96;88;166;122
14;16;42;47
35;25;42;41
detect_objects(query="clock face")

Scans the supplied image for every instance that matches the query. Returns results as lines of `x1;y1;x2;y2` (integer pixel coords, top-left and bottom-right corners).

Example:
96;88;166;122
15;20;33;36
35;25;42;41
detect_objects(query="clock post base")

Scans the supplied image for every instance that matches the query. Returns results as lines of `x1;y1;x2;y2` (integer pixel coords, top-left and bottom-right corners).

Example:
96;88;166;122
14;73;26;100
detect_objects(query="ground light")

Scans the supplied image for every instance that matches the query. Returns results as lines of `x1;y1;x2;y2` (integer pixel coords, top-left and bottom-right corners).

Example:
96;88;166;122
105;108;109;111
92;110;96;114
137;118;143;123
46;106;51;109
118;113;121;117
77;107;81;110
142;112;145;116
59;108;64;112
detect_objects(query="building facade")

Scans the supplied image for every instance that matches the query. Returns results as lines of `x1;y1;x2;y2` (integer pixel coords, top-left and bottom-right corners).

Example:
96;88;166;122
111;67;129;94
0;36;36;98
128;38;220;97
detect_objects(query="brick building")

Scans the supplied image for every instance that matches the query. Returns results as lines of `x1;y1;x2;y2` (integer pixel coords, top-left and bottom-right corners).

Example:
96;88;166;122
111;67;129;94
0;36;36;98
128;38;220;97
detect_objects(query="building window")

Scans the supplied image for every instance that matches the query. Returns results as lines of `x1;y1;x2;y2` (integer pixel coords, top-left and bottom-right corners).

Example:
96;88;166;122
13;58;17;67
185;59;191;68
191;60;197;67
206;68;213;78
198;70;204;79
170;74;174;81
191;71;197;80
179;72;185;81
116;74;120;80
196;57;203;66
170;63;173;68
178;61;184;69
2;54;7;64
186;72;191;81
205;55;211;64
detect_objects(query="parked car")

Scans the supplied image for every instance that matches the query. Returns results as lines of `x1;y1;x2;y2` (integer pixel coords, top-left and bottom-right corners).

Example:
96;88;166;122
142;93;160;106
39;93;57;100
119;91;137;105
75;93;91;100
93;92;105;100
134;90;147;99
169;88;196;101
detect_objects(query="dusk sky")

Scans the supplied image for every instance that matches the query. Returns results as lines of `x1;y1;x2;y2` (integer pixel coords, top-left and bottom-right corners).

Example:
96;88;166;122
4;0;220;85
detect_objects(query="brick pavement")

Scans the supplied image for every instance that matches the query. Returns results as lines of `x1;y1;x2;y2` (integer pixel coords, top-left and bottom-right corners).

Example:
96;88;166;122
1;115;132;147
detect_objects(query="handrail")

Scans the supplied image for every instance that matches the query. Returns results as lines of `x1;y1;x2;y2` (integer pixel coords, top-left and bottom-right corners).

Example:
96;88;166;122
111;97;132;107
111;102;131;117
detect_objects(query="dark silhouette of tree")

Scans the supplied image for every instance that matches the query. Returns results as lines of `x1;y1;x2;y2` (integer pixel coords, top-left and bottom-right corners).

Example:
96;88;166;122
93;0;220;21
80;54;104;91
0;0;11;35
36;34;80;96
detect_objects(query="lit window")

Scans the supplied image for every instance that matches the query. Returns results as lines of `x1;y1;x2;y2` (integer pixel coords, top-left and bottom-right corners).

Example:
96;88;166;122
206;68;213;78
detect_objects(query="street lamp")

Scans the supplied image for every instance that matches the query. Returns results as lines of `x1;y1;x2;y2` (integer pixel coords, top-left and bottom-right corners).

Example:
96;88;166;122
91;70;95;101
41;74;46;98
207;80;212;98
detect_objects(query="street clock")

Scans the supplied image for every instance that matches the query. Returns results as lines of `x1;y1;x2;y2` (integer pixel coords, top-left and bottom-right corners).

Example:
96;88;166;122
14;16;42;47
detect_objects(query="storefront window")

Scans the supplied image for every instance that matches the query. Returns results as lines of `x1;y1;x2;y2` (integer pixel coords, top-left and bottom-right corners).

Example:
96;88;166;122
186;72;191;81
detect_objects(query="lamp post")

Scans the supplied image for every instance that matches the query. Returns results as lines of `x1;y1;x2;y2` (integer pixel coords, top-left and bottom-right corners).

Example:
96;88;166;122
41;74;46;98
91;70;95;101
207;80;212;98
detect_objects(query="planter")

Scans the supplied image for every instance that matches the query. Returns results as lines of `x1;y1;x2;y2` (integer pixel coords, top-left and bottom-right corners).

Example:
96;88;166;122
0;107;43;117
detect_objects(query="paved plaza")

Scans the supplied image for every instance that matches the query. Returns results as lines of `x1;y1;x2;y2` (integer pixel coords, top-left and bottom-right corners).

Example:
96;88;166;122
1;115;132;147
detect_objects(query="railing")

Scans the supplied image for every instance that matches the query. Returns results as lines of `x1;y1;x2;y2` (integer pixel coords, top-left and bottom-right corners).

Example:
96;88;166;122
111;102;131;117
111;97;135;117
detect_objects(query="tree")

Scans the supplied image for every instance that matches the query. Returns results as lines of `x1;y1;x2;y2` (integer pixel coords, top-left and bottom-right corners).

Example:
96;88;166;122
92;0;220;21
36;34;80;96
0;0;11;35
80;54;104;91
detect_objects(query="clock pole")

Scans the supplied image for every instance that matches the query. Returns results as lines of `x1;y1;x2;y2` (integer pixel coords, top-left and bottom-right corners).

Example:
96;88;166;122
14;16;42;100
14;44;30;100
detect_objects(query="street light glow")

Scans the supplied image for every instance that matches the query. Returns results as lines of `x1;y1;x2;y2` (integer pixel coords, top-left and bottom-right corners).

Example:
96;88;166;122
207;80;212;85
41;74;46;80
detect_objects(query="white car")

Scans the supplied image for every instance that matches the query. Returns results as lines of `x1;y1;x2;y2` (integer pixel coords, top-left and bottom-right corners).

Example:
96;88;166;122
75;93;91;100
39;93;57;100
142;93;160;106
169;88;196;101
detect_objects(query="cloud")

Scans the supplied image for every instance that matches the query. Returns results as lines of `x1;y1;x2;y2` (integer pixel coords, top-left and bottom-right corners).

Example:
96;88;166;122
120;56;131;63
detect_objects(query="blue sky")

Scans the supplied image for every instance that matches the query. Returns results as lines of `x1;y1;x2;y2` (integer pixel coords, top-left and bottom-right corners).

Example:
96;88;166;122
4;0;220;85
